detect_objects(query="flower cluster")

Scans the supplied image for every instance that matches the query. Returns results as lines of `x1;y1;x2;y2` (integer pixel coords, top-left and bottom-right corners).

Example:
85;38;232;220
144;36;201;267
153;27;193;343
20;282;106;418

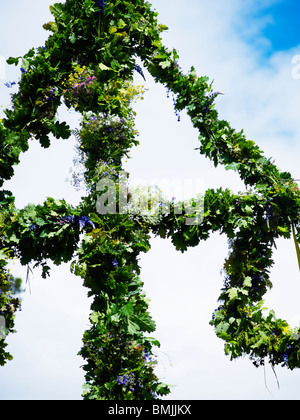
93;0;107;13
56;215;95;230
114;348;159;397
203;90;221;117
0;271;20;301
166;87;181;122
77;109;139;167
123;184;170;225
45;87;59;102
63;64;97;109
96;159;119;180
121;81;147;104
134;64;146;81
116;372;135;390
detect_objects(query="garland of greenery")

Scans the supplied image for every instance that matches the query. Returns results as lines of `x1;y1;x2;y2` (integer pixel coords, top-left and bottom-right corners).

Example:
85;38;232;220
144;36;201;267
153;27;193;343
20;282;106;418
1;0;300;399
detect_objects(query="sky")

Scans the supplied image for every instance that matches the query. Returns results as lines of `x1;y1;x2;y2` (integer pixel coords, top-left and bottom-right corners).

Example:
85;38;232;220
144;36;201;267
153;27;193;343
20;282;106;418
1;0;300;400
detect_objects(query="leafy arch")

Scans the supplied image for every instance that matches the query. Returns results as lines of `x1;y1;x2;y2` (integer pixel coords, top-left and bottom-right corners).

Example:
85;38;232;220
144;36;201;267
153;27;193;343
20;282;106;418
1;0;300;399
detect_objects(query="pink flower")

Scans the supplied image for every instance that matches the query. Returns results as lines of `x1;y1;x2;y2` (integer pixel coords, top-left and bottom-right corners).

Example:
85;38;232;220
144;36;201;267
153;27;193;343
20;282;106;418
88;76;96;84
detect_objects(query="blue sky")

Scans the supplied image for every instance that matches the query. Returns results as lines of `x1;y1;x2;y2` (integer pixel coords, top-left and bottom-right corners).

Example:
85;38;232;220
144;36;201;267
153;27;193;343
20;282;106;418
1;0;300;400
253;0;300;52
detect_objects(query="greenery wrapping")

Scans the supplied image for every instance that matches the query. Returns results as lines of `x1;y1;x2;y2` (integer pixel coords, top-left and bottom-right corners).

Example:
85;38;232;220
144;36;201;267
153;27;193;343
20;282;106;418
1;0;300;399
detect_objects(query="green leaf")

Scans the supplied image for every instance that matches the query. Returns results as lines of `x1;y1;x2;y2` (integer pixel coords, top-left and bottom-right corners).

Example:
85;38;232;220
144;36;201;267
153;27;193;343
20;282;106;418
98;63;111;71
243;276;252;288
277;225;290;236
89;213;103;225
120;302;134;318
144;337;161;347
0;249;8;261
90;312;100;324
132;314;156;333
53;121;71;139
49;3;64;19
21;58;30;71
225;162;240;172
126;318;140;335
43;21;58;33
227;287;238;301
23;204;37;220
251;333;269;349
39;135;51;148
215;322;231;340
6;57;20;66
243;204;253;214
158;24;168;32
69;33;76;44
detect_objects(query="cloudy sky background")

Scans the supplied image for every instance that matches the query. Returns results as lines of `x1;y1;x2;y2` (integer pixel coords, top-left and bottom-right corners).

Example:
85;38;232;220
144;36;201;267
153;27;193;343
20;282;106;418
1;0;300;399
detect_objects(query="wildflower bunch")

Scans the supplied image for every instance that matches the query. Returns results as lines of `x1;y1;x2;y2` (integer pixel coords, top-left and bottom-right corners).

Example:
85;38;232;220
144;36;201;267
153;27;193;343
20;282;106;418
95;159;119;180
63;63;97;110
80;323;168;400
124;184;170;225
78;110;139;169
115;348;160;398
121;81;147;104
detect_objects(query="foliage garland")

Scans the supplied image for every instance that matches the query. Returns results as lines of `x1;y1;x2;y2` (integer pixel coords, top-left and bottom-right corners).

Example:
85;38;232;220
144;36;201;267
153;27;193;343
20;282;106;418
1;0;300;399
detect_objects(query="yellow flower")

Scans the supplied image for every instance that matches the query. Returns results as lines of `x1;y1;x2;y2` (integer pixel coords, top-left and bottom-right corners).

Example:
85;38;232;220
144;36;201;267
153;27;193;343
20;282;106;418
282;325;290;333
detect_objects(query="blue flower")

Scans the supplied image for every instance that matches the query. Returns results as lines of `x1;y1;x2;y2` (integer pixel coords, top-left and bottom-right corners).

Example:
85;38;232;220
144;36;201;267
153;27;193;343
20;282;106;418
93;0;107;13
56;215;95;230
133;64;146;81
4;81;16;88
116;372;135;387
57;215;76;225
112;258;119;268
203;91;222;117
78;216;95;230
